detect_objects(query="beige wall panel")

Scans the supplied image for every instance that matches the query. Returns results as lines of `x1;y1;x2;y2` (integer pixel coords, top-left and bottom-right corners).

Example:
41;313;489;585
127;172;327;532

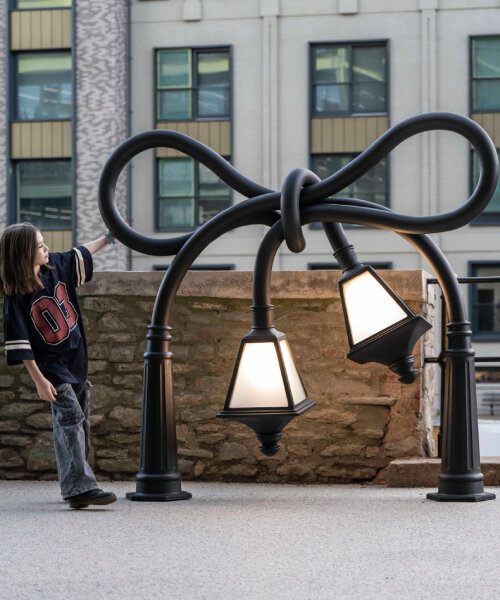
197;121;209;145
472;113;500;147
332;119;344;153
310;119;322;153
64;230;73;249
41;122;53;157
11;121;71;159
311;117;389;154
51;121;63;156
366;118;378;147
220;121;231;156
62;10;72;47
41;230;72;253
10;12;21;51
322;118;332;153
209;122;221;152
354;118;366;150
20;11;31;49
41;10;52;47
11;124;21;159
155;121;232;158
62;121;72;156
20;123;32;159
31;11;42;49
10;9;71;51
51;10;63;48
31;122;42;157
343;118;355;151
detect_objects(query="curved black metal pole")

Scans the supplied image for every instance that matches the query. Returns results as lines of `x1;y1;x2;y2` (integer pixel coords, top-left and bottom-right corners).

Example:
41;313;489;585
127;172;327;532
97;112;498;502
98;113;498;253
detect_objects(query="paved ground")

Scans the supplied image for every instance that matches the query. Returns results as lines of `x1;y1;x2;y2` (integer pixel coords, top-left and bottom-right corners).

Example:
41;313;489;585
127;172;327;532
1;481;499;600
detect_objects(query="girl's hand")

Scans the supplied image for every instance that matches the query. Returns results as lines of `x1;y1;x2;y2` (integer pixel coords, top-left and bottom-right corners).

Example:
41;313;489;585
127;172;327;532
36;377;57;403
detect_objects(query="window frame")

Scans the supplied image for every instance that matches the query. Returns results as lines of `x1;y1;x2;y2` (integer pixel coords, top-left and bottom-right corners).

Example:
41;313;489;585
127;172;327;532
470;35;500;114
155;45;233;122
470;147;500;225
155;156;233;232
307;151;390;229
309;40;390;118
12;48;73;123
12;0;72;8
468;260;500;341
14;158;73;230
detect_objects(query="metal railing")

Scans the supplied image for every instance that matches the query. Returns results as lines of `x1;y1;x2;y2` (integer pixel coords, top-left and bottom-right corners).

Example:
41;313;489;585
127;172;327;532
425;276;500;457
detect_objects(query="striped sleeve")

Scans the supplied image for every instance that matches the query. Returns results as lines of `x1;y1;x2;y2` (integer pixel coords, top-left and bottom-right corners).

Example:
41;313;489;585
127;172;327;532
3;296;34;365
72;246;93;287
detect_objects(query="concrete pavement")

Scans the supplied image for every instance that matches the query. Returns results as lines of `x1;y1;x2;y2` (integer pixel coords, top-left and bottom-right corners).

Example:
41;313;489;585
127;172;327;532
0;481;499;600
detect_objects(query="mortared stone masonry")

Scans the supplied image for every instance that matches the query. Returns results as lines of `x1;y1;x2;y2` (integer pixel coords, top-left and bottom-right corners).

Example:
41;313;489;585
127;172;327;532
0;270;435;484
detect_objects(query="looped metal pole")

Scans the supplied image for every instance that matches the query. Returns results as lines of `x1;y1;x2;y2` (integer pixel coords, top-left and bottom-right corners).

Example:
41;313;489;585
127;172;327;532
280;168;319;252
97;112;498;503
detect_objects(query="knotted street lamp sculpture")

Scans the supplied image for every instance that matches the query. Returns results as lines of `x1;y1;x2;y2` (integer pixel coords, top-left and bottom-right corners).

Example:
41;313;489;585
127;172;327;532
98;112;498;503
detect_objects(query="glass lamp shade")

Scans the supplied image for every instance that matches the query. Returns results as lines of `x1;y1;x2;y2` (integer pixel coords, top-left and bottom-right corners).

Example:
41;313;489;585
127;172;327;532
339;266;432;384
217;327;315;455
340;268;409;346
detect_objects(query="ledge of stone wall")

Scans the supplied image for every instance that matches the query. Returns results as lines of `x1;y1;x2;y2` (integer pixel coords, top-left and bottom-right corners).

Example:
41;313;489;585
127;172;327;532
0;270;435;485
82;270;431;301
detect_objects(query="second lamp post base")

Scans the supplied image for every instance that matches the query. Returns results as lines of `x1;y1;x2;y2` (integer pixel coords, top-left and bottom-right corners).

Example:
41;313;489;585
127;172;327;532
426;491;496;502
126;490;192;502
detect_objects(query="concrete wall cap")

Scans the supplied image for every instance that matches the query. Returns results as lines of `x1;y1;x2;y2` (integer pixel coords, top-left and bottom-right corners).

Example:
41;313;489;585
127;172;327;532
82;269;433;300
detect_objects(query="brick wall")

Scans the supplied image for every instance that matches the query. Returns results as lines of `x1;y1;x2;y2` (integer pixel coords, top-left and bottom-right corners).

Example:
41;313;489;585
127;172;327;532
0;270;435;484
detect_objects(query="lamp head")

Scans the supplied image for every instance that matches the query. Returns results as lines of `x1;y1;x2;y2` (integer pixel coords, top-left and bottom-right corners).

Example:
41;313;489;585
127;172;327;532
339;265;432;383
217;326;315;455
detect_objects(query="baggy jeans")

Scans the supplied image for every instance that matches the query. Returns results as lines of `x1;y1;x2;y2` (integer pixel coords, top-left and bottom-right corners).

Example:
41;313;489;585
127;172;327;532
51;381;98;499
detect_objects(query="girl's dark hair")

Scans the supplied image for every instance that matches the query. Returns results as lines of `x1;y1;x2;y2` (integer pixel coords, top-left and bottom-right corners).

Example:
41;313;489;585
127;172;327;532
0;223;52;296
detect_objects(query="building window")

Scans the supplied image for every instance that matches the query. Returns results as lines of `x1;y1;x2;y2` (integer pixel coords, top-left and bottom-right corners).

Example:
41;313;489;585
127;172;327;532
470;263;500;339
472;149;500;221
311;154;388;206
16;160;72;229
471;37;500;112
157;157;231;230
15;53;72;121
311;43;387;116
156;48;230;121
15;0;71;7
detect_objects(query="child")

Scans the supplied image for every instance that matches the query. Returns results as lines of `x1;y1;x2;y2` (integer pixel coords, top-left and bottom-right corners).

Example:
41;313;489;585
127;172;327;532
1;222;117;509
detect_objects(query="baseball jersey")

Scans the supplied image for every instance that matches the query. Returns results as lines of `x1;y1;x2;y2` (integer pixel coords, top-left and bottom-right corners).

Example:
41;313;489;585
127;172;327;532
3;246;93;386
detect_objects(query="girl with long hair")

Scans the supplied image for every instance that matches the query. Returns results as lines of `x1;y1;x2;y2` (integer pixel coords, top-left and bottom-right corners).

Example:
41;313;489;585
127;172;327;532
1;222;117;509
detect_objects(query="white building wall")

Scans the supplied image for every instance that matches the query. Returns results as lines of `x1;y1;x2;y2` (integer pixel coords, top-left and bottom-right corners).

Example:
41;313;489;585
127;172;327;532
129;1;500;304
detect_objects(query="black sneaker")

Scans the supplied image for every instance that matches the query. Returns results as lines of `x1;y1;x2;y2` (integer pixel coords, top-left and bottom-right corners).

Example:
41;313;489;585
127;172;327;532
68;488;117;509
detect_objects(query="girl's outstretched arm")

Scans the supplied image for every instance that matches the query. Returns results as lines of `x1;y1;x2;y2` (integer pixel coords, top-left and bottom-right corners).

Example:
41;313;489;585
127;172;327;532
82;234;114;255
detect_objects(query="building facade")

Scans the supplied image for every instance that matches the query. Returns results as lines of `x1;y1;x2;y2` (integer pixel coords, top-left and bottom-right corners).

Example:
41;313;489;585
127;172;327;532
129;0;500;367
1;0;129;271
1;0;500;384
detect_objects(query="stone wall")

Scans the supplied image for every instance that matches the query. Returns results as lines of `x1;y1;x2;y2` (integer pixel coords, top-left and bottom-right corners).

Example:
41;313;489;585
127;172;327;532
0;270;435;484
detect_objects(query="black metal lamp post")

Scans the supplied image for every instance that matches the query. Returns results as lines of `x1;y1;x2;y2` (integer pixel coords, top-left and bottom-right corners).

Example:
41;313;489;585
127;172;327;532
98;112;498;503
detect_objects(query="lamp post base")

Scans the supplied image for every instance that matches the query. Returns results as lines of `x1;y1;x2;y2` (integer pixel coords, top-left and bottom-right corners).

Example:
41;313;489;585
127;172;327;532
126;490;192;502
426;491;496;502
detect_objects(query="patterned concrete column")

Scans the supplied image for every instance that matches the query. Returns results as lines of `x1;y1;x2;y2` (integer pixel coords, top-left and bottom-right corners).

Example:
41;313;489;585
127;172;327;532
75;0;129;270
0;0;7;231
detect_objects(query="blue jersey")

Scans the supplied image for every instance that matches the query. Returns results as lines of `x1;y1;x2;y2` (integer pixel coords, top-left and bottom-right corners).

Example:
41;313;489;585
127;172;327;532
3;246;93;386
